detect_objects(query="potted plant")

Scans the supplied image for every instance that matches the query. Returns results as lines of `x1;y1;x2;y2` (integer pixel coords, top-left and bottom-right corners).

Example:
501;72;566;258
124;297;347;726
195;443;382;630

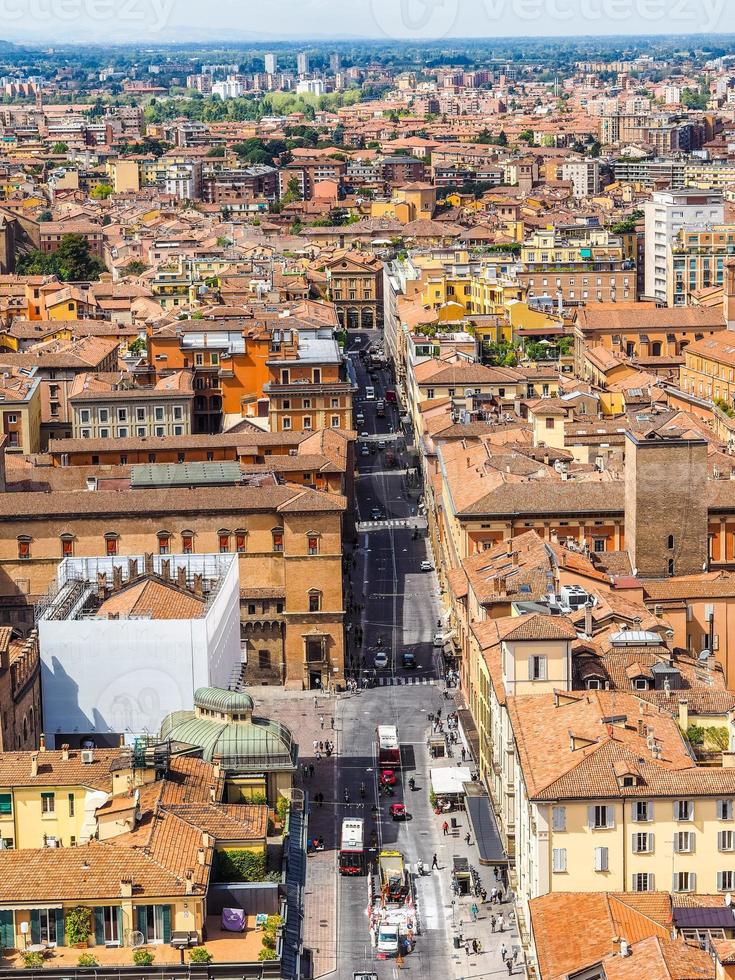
133;950;155;967
189;947;213;964
22;952;44;969
65;907;92;949
77;953;98;968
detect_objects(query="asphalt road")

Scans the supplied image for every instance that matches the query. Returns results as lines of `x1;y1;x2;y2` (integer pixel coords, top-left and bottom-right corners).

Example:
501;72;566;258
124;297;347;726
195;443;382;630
329;331;453;980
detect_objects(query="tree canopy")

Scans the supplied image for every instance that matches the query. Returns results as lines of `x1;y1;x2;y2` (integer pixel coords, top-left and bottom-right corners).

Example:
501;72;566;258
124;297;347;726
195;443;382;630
17;234;106;282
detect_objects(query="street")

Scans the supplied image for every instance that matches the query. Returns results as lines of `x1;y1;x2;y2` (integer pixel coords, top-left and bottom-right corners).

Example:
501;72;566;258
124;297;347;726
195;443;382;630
333;330;453;979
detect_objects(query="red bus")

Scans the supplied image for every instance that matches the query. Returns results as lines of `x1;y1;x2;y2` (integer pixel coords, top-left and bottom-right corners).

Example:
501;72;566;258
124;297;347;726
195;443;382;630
339;817;366;875
377;725;401;768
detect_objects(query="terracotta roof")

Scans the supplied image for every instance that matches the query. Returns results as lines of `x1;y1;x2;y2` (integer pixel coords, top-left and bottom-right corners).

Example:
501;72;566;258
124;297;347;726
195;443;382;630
577;304;724;332
0;748;118;790
502;613;578;641
96;578;206;621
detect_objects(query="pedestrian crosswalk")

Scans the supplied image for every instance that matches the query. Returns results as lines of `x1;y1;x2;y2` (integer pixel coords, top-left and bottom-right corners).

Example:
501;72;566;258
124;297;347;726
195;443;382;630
378;676;435;686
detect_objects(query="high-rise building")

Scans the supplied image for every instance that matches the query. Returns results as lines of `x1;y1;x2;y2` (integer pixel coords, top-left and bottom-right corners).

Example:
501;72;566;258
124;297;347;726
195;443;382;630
644;189;724;303
297;52;310;76
330;52;341;73
264;52;277;75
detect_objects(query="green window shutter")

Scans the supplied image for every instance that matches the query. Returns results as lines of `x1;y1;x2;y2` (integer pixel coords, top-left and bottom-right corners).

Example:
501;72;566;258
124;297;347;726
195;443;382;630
161;905;171;944
30;910;40;945
54;909;65;947
94;908;104;946
0;795;12;816
116;907;123;945
0;910;13;948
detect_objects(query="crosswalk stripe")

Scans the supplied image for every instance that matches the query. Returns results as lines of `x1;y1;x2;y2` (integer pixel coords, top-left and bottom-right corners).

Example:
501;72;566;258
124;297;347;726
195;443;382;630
376;676;437;687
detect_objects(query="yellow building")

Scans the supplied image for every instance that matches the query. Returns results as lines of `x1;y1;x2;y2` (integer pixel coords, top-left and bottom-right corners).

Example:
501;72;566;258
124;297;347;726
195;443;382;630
109;159;141;194
0;368;41;454
670;225;735;307
681;334;735;406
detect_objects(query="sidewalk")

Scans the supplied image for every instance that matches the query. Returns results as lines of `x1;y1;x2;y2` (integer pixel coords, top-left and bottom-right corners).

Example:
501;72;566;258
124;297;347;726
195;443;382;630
253;687;341;979
428;721;522;978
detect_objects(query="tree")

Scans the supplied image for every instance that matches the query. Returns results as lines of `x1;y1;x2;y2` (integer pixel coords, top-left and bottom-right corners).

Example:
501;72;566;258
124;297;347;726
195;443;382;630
207;145;226;157
281;177;302;204
16;234;106;282
497;130;508;146
91;184;113;200
51;141;68;154
121;260;147;276
519;129;535;145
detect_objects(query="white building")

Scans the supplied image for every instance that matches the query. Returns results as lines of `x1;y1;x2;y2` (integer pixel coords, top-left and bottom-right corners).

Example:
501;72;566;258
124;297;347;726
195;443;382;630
212;75;245;100
644;189;725;303
560;158;601;200
37;553;241;748
165;162;202;201
264;52;277;75
296;78;326;96
297;52;310;76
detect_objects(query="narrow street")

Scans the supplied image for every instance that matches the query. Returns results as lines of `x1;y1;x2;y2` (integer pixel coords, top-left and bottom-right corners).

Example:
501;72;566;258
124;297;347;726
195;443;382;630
332;331;453;979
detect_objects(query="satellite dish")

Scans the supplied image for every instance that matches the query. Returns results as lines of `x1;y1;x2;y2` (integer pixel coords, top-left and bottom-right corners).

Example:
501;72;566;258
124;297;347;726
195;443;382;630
129;932;145;948
698;649;711;663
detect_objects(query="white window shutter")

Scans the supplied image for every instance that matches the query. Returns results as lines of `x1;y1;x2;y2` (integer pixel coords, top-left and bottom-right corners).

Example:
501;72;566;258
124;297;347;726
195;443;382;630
690;801;695;820
718;871;724;891
649;873;654;890
631;802;638;822
690;872;696;892
595;847;608;872
540;657;547;680
649;802;654;821
588;806;595;829
718;831;723;851
648;833;654;853
672;872;678;892
606;805;615;828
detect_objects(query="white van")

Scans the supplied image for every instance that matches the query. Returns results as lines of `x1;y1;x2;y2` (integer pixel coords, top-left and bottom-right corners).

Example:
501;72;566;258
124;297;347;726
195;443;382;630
365;386;375;400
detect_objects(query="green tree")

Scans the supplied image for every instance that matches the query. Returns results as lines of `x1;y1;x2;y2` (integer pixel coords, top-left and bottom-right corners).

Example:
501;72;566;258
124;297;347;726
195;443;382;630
207;145;226;157
282;177;302;204
17;234;106;282
51;141;68;154
121;260;147;276
91;184;113;200
519;129;535;145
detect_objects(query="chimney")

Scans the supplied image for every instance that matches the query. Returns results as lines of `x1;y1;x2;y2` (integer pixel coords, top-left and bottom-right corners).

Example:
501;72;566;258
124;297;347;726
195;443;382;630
30;752;38;778
144;553;154;575
112;564;123;592
212;755;222;781
39;732;46;752
209;785;216;803
127;558;138;581
185;870;194;895
97;571;107;600
496;575;507;595
584;603;593;637
193;574;203;597
197;847;206;866
678;699;689;732
725;259;735;331
177;566;187;590
506;539;513;558
636;718;645;736
161;559;171;582
61;743;70;762
119;878;133;899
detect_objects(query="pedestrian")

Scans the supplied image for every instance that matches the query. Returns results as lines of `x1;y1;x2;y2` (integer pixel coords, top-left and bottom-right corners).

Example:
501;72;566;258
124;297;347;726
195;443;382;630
431;853;438;870
465;942;470;957
491;887;498;903
314;695;318;709
442;820;449;836
512;950;519;964
470;902;478;922
319;714;324;730
461;747;466;761
316;750;322;761
480;888;487;903
465;832;471;846
312;739;318;752
309;763;314;777
302;763;308;779
499;914;506;933
494;866;499;880
331;717;335;729
472;939;479;955
497;886;505;904
436;708;442;719
506;959;513;976
319;741;324;752
500;942;508;962
491;915;496;932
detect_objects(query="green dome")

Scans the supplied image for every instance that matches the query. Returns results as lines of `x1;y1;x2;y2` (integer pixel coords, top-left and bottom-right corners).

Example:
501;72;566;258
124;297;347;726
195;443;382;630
160;688;296;773
194;687;254;714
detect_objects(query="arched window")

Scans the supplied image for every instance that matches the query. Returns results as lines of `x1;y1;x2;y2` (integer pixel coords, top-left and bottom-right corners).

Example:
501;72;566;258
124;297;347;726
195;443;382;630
60;534;74;558
307;532;320;556
217;529;231;554
667;535;674;550
308;590;322;613
17;536;31;561
272;528;284;553
668;558;675;576
22;716;27;743
235;529;248;554
181;530;194;555
157;530;171;555
104;532;119;556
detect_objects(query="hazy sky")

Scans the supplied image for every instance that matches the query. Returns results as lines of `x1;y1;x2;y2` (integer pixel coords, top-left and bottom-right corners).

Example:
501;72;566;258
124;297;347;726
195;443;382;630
4;0;734;44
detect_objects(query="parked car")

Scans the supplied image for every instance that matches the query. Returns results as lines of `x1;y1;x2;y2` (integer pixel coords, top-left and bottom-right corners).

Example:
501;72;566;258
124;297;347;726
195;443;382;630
402;650;417;669
420;560;434;571
374;650;389;669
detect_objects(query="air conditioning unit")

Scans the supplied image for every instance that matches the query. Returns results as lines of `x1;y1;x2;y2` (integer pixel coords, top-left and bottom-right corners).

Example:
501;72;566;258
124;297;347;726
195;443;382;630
81;749;94;764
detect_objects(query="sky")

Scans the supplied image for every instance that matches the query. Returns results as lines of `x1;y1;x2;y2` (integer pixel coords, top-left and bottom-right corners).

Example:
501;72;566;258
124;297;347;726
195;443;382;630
3;0;734;45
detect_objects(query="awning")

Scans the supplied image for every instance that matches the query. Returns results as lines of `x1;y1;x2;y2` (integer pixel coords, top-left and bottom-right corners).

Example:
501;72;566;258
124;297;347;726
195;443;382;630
464;784;508;867
457;708;480;764
430;766;472;795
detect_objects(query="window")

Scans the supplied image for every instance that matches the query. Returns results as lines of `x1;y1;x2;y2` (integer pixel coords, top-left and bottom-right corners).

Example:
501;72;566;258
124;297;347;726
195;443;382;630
674;831;693;853
719;831;735;852
218;531;230;553
718;871;735;891
17;536;30;560
41;792;55;814
181;532;194;555
174;425;183;436
308;591;321;613
118;427;128;438
589;805;614;830
668;558;675;575
675;800;694;822
136;408;146;422
258;650;271;669
247;604;256;615
632;873;654;892
155;426;165;437
593;538;606;553
331;416;340;428
68;793;75;817
117;408;128;422
674;871;696;893
60;535;73;558
283;417;292;430
634;678;649;691
0;794;12;816
545;417;555;430
528;655;547;681
308;535;319;556
173;405;183;421
154;406;164;422
594;847;609;872
136;426;146;437
303;416;312;430
718;800;734;821
157;533;170;556
272;529;284;552
633;801;652;823
552;848;567;873
235;531;247;554
668;534;674;550
80;409;90;423
210;353;219;366
552;806;566;831
632;832;653;854
105;534;118;556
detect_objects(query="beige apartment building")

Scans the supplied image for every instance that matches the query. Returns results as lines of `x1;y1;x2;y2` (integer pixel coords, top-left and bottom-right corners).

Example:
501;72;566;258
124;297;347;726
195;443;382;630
69;370;194;440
